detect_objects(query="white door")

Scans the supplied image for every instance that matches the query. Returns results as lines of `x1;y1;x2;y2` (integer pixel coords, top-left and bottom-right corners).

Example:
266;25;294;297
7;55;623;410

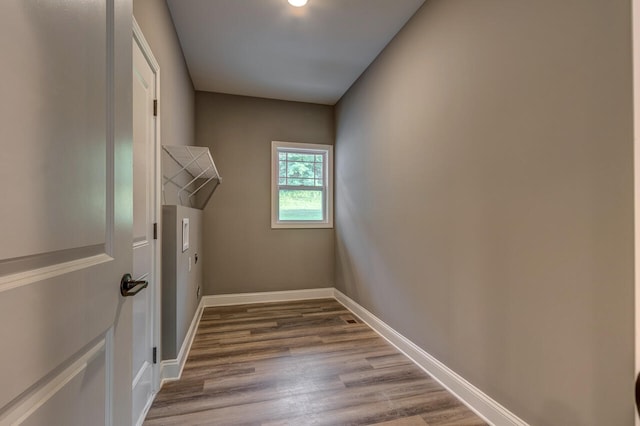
0;2;133;426
131;25;160;426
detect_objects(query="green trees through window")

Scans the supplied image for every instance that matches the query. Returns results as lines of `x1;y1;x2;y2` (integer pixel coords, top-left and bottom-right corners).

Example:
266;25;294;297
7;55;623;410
278;151;325;221
278;152;323;187
278;189;323;221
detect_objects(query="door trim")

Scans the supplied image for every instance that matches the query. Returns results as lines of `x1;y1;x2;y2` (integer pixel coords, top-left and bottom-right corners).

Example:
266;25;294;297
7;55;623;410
132;15;162;404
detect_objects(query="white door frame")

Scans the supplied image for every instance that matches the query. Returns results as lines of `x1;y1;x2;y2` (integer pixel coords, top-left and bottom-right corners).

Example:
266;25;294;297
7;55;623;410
133;16;162;398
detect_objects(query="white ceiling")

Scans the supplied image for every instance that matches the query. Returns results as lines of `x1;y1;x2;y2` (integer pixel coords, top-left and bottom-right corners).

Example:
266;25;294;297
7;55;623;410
166;0;426;105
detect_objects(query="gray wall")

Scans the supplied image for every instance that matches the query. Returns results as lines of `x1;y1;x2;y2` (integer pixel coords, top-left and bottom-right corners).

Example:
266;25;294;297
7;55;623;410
196;92;335;295
334;1;634;425
161;205;203;360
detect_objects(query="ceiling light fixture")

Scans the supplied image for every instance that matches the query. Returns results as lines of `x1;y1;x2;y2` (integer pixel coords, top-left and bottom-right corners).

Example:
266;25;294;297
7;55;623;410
288;0;308;7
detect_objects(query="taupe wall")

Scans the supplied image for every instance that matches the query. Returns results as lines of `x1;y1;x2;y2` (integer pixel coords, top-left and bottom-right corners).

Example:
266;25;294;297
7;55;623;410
161;206;203;360
133;0;194;147
196;92;335;295
335;1;634;425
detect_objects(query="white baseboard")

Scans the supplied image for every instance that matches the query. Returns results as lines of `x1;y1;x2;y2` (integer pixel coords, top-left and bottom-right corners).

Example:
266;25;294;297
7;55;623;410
202;288;334;307
333;289;528;426
160;359;179;384
134;392;155;426
160;297;205;384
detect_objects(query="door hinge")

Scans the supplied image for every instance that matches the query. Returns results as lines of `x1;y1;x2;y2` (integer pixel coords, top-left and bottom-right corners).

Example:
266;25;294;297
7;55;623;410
153;223;158;240
153;347;157;364
153;99;158;116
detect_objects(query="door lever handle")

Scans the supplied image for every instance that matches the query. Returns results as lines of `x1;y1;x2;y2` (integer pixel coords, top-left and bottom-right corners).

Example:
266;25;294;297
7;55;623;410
636;372;640;417
120;273;148;297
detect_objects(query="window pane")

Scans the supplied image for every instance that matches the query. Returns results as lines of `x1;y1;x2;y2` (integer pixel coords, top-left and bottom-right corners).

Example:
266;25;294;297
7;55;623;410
287;152;315;162
279;189;323;221
279;178;286;185
279;152;286;161
314;163;323;180
315;154;323;163
279;160;287;177
315;179;323;187
286;161;314;179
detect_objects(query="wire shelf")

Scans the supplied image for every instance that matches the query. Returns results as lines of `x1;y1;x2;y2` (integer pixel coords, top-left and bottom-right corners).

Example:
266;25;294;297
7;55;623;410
162;145;222;209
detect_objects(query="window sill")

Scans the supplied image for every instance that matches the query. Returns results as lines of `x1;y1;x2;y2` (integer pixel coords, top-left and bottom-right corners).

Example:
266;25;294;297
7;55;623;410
271;222;334;229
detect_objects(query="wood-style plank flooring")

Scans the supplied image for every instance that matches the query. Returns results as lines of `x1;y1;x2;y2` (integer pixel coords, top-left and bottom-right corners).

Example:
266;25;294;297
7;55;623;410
144;299;486;426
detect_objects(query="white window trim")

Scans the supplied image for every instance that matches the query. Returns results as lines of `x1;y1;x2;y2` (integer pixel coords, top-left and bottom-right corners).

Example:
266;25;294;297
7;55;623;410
271;141;334;229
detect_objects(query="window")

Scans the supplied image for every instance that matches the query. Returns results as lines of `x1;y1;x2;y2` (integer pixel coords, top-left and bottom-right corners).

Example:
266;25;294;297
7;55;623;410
271;141;333;228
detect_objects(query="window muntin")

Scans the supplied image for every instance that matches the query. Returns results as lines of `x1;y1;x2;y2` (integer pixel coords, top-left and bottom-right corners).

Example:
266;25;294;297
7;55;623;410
271;141;333;229
278;151;324;187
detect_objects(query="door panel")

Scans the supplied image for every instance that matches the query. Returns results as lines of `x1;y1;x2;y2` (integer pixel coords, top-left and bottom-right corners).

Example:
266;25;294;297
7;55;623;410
0;1;133;425
0;0;107;261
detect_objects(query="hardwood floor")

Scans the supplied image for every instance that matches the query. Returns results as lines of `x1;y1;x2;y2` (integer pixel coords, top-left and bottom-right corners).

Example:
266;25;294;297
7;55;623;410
144;299;486;426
